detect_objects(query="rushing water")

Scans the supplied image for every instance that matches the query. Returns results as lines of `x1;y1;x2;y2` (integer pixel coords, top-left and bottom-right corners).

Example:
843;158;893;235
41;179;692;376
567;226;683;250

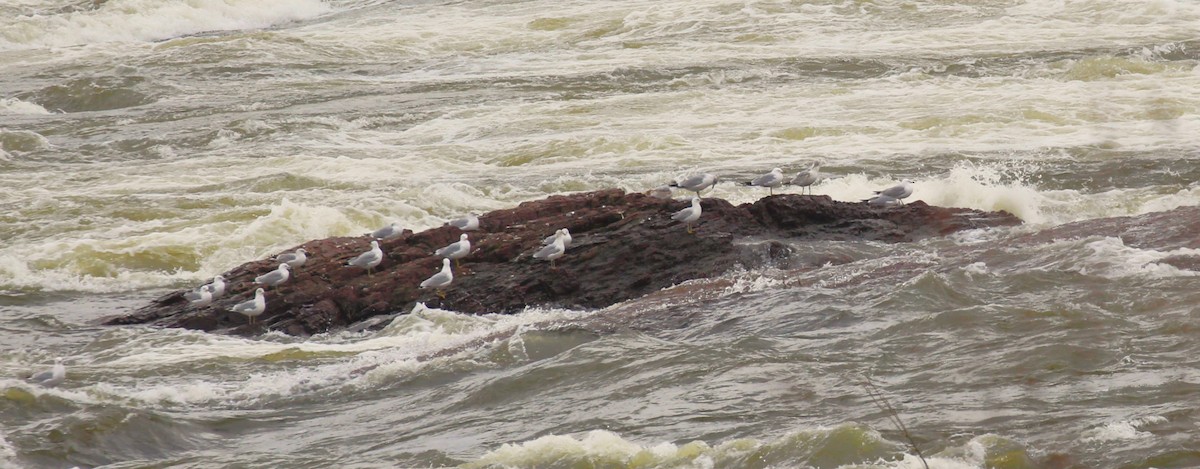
2;0;1200;467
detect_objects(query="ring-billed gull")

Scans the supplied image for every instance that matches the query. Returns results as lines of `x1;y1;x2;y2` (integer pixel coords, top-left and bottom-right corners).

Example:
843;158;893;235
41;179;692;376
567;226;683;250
185;275;225;301
669;173;718;196
27;357;66;388
874;180;914;205
672;196;702;234
790;162;821;195
533;230;566;268
347;240;383;275
420;258;454;298
435;234;471;268
184;278;220;303
188;285;213;307
749;168;784;195
542;228;572;249
448;214;480;231
864;194;902;207
370;222;404;240
276;248;307;268
231;288;266;325
254;263;290;287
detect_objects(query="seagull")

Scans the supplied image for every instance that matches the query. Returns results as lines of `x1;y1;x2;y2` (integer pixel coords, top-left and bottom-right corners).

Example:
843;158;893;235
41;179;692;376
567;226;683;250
645;185;674;199
231;288;267;325
864;194;902;207
208;275;226;298
347;240;383;275
188;285;213;307
184;280;217;303
533;230;567;268
275;248;307;268
542;228;572;250
671;196;703;234
749;168;785;195
434;233;471;268
448;214;480;231
27;358;66;388
185;275;225;301
420;258;454;298
790;162;821;195
370;222;404;240
254;263;291;287
874;180;915;205
669;173;718;196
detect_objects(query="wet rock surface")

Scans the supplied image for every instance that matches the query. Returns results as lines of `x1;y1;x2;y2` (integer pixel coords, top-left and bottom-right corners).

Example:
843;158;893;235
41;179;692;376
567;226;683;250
103;189;1022;336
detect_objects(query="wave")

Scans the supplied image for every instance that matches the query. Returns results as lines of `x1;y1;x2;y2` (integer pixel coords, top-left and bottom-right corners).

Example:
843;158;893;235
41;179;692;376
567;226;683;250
9;305;593;408
0;0;330;50
463;427;1038;469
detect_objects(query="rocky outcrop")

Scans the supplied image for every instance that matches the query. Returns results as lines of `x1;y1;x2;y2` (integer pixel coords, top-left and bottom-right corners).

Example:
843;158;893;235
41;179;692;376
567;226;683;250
104;189;1022;336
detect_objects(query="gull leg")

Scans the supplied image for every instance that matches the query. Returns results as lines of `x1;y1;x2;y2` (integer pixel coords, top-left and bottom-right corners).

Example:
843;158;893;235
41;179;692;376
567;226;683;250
437;289;446;299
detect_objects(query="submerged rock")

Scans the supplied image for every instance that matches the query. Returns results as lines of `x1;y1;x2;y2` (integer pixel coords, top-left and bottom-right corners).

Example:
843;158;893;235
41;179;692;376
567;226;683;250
103;189;1022;336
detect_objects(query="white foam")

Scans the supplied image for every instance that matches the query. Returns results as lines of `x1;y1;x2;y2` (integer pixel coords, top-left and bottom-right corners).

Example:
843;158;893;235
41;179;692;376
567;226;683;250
79;305;592;407
0;429;15;466
1077;237;1200;279
1080;416;1167;443
0;97;52;115
0;0;331;50
468;426;1027;469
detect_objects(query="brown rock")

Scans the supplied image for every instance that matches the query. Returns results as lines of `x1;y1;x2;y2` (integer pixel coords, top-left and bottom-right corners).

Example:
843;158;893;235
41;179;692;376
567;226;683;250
103;189;1021;336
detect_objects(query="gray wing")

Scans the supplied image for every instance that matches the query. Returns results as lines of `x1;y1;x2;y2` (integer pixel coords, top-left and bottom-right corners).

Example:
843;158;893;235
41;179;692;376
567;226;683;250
435;242;464;258
791;170;816;186
183;289;204;301
256;270;285;285
877;184;903;197
752;172;781;187
28;369;53;383
231;299;256;313
421;271;451;288
276;253;298;263
677;174;708;190
533;242;563;259
671;206;695;221
348;250;380;268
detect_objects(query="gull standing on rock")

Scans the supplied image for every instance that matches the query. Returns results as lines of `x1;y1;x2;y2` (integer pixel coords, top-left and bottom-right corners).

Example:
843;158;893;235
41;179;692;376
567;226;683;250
347;240;383;276
27;357;66;388
542;228;572;249
276;248;307;268
874;180;915;205
533;230;567;268
207;275;226;299
669;173;718;196
790;162;821;195
448;214;480;231
186;275;225;301
420;258;454;298
435;234;471;268
188;285;213;307
370;222;404;240
749;168;785;195
672;196;703;234
254;263;291;287
231;288;266;325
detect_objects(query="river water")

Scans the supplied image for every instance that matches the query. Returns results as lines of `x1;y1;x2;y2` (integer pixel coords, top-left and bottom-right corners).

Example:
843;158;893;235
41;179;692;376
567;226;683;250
2;0;1199;467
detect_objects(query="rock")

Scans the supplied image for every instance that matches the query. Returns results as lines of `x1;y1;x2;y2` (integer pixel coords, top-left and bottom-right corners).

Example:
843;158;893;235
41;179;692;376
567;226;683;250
103;189;1022;336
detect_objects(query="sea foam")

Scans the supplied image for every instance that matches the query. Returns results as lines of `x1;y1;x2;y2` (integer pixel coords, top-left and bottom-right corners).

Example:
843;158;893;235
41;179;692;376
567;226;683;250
0;0;330;50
